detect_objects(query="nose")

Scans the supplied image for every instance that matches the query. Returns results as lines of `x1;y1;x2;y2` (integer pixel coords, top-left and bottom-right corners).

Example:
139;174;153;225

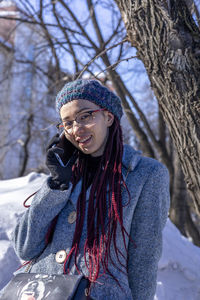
71;120;85;134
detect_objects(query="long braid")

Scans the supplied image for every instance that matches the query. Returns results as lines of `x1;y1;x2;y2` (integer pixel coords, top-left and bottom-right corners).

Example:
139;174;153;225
64;117;131;284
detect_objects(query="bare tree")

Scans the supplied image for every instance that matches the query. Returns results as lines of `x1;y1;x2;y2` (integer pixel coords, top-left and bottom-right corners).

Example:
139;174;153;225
1;0;200;245
114;0;200;217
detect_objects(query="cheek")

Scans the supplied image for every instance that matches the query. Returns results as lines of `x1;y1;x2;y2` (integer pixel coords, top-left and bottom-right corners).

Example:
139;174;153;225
101;125;109;137
97;127;109;144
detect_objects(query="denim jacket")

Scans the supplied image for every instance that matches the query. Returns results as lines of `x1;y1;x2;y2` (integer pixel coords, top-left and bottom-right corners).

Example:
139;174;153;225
12;145;170;300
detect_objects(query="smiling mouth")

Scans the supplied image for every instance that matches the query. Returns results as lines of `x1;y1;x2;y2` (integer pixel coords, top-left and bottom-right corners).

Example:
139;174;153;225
77;136;92;145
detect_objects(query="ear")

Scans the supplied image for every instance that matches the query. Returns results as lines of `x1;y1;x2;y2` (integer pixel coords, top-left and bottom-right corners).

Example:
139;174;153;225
105;111;114;127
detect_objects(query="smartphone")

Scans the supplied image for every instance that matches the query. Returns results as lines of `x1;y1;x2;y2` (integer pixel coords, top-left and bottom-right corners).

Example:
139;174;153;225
53;147;66;167
53;131;77;167
52;132;66;166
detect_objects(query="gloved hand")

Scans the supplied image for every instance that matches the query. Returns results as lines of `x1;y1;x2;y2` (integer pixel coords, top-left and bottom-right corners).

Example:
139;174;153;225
46;134;77;190
47;133;76;164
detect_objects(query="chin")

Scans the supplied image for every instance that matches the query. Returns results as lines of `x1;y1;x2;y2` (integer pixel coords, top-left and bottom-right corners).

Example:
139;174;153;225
79;147;98;156
78;147;92;154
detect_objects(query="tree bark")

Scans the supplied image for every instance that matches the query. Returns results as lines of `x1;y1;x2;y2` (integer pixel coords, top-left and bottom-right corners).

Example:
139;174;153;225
19;114;33;177
170;150;200;246
115;0;200;215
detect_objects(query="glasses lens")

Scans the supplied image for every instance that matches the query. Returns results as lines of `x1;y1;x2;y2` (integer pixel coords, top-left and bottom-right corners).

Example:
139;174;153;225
63;120;73;129
58;111;98;134
76;112;93;125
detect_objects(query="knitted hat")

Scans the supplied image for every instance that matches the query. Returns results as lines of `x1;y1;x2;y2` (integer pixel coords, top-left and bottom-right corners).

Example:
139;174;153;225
55;79;123;120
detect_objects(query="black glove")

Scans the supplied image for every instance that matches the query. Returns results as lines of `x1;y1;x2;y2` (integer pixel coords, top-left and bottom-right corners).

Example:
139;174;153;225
46;134;76;164
46;134;77;190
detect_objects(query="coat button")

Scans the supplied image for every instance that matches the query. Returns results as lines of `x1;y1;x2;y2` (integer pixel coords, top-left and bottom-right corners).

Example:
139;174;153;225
68;211;77;224
55;250;67;263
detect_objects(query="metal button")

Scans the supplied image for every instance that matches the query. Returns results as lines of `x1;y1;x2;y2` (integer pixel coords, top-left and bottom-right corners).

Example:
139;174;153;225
68;211;77;224
55;250;67;264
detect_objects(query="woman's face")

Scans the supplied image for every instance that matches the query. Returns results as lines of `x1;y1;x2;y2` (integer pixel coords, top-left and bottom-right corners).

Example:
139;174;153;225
60;99;114;157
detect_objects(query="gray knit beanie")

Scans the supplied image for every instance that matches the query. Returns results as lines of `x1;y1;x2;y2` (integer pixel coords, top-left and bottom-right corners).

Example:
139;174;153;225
55;79;123;120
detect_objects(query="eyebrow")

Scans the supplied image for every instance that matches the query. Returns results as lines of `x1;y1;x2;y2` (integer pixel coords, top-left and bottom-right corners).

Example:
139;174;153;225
62;107;94;121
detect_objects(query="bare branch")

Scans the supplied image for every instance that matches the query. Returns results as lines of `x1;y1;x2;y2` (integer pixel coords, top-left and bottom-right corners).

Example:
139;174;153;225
94;54;137;77
58;0;98;50
52;3;79;73
77;38;128;79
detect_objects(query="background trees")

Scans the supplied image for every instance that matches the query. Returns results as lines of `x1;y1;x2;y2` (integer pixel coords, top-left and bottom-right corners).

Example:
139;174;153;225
0;0;200;245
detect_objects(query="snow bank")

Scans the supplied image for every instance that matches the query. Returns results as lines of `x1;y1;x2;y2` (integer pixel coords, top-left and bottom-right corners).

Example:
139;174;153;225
0;173;47;289
156;219;200;299
0;173;200;299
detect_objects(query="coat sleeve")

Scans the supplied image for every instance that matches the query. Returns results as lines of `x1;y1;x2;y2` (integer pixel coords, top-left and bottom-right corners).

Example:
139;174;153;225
12;177;72;261
127;162;170;300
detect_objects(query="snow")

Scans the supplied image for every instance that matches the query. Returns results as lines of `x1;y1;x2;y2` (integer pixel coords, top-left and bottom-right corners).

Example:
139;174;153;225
0;173;200;299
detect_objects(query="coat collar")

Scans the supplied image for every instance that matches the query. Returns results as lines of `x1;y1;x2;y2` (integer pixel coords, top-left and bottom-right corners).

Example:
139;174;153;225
122;144;142;172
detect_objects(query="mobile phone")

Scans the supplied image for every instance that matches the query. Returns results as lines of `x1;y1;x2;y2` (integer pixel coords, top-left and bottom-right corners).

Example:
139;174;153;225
53;131;77;167
53;147;66;167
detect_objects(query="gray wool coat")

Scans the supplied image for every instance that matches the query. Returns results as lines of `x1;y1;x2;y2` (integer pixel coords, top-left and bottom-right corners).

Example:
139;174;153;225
12;144;170;300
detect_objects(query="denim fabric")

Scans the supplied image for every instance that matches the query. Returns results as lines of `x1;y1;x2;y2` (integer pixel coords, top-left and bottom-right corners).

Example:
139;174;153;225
12;145;170;300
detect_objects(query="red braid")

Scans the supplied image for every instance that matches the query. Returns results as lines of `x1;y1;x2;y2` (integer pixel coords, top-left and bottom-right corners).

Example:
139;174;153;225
64;118;131;285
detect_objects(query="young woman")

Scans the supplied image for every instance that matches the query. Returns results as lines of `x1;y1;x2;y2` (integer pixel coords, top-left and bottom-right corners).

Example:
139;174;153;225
12;79;170;299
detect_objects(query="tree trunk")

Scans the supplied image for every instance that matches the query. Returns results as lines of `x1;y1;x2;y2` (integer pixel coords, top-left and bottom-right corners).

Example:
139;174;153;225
19;114;33;177
170;150;200;246
115;0;200;215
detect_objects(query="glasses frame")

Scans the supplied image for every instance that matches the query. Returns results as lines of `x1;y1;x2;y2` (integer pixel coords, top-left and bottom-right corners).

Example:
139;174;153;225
56;108;106;133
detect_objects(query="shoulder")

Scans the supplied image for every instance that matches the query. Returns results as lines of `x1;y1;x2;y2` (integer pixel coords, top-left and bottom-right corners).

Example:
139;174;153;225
122;144;169;181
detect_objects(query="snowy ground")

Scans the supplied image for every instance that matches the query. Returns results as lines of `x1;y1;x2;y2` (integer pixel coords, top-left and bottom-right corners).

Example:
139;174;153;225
0;172;200;299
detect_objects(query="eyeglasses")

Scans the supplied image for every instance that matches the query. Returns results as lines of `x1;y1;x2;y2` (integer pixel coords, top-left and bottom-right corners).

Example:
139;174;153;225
56;108;106;134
